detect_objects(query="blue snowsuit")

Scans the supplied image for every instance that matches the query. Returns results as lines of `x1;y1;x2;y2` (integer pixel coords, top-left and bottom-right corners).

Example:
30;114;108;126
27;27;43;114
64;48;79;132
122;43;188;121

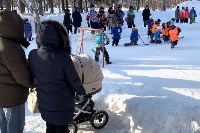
146;19;154;36
111;26;122;46
154;30;162;44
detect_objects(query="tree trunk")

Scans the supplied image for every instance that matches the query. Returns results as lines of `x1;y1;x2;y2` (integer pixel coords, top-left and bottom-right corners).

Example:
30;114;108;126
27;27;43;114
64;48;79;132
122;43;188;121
49;0;54;13
65;0;68;10
19;0;25;13
0;0;3;10
58;0;61;13
85;0;88;12
38;0;43;15
78;0;83;12
4;0;11;10
162;0;167;11
20;0;40;33
61;0;65;11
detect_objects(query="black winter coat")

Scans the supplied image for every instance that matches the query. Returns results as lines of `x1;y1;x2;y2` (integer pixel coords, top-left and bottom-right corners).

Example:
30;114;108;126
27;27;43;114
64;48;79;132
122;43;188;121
72;11;82;27
63;13;72;27
28;23;86;125
142;8;150;21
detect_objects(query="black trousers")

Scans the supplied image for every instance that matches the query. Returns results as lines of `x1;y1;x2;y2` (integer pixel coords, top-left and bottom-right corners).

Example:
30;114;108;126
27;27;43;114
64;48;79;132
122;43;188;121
66;25;72;34
112;39;119;46
46;123;69;133
184;18;188;23
95;47;109;62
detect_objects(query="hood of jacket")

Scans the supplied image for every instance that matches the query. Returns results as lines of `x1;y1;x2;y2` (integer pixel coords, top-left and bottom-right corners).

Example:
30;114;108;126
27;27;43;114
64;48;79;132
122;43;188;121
0;10;29;47
36;22;64;49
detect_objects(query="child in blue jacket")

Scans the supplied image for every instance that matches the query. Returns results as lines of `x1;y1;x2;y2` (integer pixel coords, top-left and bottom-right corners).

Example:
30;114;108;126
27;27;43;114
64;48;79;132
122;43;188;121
154;28;162;44
124;24;139;46
111;23;122;46
146;16;154;38
94;29;112;64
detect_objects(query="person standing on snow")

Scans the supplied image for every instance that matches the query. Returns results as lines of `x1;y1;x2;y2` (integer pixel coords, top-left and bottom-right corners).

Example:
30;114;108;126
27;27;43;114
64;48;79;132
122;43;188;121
0;10;35;133
169;20;181;49
111;22;122;46
88;3;99;31
142;5;151;27
98;6;107;31
184;7;190;23
72;7;82;34
126;6;135;28
28;20;86;133
94;28;112;64
190;7;197;24
63;9;73;34
146;15;154;38
24;18;33;41
115;4;125;26
175;6;180;23
180;7;185;23
107;7;116;30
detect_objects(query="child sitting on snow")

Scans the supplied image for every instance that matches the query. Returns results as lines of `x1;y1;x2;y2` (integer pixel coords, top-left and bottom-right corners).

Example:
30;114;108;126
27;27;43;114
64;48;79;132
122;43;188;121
154;28;162;44
124;24;139;46
111;22;122;46
161;23;170;42
94;28;112;64
24;18;32;41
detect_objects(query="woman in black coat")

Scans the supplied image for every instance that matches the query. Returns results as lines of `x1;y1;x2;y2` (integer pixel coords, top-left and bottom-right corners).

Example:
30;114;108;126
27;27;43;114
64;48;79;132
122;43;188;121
142;5;151;27
28;20;86;133
72;7;82;34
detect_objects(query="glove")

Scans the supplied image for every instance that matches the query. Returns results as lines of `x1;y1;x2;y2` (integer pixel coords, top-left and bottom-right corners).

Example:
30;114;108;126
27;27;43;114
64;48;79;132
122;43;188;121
75;95;85;103
106;41;110;45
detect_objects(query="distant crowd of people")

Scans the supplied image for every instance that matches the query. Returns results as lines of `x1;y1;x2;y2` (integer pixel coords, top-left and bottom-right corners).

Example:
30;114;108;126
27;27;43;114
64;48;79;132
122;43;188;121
175;6;197;24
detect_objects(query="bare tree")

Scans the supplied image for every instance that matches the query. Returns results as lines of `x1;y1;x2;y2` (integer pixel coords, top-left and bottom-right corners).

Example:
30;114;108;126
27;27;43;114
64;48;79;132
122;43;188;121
37;0;43;15
49;0;54;13
20;0;40;32
4;0;11;10
19;0;25;13
61;0;65;11
0;0;3;10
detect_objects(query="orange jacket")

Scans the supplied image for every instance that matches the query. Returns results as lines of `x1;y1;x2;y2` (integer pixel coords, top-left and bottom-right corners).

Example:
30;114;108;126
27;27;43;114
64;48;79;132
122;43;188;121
169;27;179;41
151;22;158;33
162;23;169;36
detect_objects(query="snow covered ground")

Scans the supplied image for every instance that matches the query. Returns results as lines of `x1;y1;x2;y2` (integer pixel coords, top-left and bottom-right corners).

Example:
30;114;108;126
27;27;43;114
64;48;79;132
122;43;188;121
21;1;200;133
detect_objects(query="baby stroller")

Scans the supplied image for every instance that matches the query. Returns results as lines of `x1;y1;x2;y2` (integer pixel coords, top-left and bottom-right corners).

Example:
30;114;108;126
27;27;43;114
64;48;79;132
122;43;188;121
69;54;109;133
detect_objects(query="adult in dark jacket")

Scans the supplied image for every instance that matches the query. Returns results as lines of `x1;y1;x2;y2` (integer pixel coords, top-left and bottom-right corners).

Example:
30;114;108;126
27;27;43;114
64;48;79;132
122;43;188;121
63;9;73;34
72;7;82;34
142;5;151;27
0;10;35;133
28;20;86;133
175;6;180;23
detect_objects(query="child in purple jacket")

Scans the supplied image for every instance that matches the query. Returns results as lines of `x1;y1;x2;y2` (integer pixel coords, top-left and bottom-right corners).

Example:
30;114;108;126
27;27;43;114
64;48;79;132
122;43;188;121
24;18;32;41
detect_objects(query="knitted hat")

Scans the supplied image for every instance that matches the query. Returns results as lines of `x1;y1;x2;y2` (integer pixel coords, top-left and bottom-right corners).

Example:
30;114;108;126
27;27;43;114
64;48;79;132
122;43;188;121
99;6;104;11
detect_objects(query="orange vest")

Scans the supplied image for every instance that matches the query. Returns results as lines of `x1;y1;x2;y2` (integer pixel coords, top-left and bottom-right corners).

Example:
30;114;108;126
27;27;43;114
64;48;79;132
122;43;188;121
162;23;169;36
151;22;158;33
169;27;179;41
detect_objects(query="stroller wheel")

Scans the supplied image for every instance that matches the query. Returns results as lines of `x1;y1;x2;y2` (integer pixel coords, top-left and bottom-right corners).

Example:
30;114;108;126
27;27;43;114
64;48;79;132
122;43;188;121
68;121;78;133
90;110;109;129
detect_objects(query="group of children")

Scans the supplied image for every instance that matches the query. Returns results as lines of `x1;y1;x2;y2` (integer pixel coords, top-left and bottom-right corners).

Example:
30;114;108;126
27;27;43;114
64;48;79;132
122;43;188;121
93;15;182;64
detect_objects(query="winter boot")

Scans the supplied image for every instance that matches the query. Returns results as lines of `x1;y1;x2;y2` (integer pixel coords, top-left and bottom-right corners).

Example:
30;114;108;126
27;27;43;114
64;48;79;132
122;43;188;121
106;61;112;64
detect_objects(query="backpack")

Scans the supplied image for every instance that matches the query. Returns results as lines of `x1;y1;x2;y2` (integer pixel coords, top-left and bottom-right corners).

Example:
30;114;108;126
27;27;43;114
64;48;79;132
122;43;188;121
71;54;104;95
